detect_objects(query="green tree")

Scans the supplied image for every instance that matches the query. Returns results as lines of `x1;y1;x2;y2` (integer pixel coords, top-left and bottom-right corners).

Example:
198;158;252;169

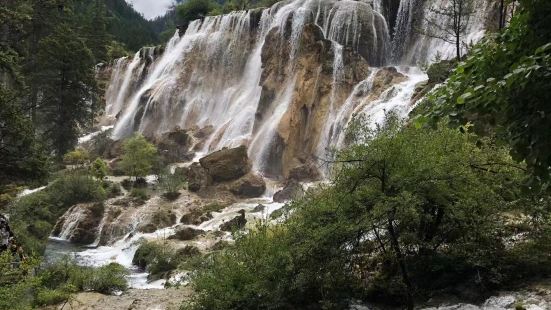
34;20;97;159
417;0;551;183
186;116;530;310
90;158;108;180
177;0;219;29
119;134;158;179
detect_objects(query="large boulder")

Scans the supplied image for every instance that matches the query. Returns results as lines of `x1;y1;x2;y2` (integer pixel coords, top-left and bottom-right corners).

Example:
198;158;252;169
155;127;194;163
199;146;251;182
168;227;205;241
220;210;247;231
137;209;177;233
178;162;209;192
273;180;305;203
229;173;266;198
180;210;213;225
288;162;321;181
52;203;105;245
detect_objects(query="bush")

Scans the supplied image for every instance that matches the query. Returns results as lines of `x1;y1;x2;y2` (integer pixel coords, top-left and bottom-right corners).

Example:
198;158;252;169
133;241;183;278
8;171;106;254
119;134;158;179
159;169;186;200
35;288;72;306
130;187;149;202
184;116;547;309
63;148;89;166
39;259;128;295
90;158;108;180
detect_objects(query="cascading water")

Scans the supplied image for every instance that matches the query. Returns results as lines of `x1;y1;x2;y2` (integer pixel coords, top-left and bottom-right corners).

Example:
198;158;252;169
106;0;398;175
51;0;497;289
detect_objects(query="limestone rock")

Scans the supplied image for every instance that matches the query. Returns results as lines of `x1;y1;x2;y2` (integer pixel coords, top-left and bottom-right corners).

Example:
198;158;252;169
273;180;304;203
181;162;209;192
229;173;266;198
252;204;266;213
155;127;193;163
199;146;251;182
220;210;247;231
137;209;177;233
168;227;205;241
53;203;105;245
180;210;213;226
288;162;321;181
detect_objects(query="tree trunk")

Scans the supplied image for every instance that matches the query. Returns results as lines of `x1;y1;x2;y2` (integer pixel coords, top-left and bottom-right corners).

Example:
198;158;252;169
387;215;414;310
499;0;505;29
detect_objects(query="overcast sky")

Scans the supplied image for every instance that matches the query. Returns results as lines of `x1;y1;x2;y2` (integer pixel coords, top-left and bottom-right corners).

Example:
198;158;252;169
127;0;175;20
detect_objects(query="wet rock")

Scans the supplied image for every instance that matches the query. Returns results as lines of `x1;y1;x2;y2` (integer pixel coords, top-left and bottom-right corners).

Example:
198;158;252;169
180;162;209;192
288;162;321;181
0;214;14;252
137;209;177;233
155;127;193;163
220;209;247;232
175;245;201;258
273;180;304;202
53;203;105;245
252;204;266;213
169;227;205;241
199;146;251;182
368;67;407;100
229;173;266;198
180;210;213;226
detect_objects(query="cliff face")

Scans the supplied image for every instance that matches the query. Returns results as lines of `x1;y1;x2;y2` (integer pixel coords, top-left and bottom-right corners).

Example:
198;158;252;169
256;22;369;176
100;0;496;178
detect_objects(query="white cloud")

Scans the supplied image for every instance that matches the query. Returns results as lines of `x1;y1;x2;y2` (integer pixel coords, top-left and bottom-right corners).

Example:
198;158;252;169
127;0;175;20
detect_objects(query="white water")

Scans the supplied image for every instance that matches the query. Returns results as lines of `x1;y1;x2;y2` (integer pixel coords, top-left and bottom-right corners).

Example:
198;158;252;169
17;186;46;198
48;0;495;290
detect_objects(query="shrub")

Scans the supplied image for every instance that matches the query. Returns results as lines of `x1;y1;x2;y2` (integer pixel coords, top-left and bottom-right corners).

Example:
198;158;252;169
39;259;128;295
63;148;89;166
130;187;149;202
133;241;182;278
35;288;72;306
159;169;186;200
119;134;158;179
90;158;108;180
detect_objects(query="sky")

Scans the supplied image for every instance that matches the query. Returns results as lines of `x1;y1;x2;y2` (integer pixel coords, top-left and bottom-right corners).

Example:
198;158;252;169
127;0;175;20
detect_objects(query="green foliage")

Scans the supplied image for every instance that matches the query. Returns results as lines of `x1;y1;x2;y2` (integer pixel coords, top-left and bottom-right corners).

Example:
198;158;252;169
38;258;128;297
0;88;49;185
417;0;551;182
119;134;158;178
159;169;186;199
33;19;97;157
106;40;131;61
90;158;108;180
177;0;218;26
186;115;548;309
104;0;160;51
0;251;39;310
63;148;90;166
133;241;195;278
9;172;106;254
130;187;149;202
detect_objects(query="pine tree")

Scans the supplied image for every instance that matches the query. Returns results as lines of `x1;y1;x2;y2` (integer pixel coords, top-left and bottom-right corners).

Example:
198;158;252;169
34;19;96;158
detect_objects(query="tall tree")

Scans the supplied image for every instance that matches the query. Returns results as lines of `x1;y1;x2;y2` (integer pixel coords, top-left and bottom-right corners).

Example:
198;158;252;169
419;0;474;60
34;20;96;158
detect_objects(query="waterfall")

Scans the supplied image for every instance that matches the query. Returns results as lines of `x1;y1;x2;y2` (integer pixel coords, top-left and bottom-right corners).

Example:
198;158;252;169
54;206;87;241
103;0;494;176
